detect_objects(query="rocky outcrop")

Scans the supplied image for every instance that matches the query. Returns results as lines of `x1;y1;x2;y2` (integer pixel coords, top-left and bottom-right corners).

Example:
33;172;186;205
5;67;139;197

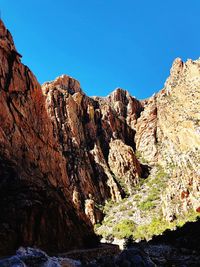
41;75;144;215
0;19;97;255
106;88;143;130
42;76;111;206
0;247;83;267
94;88;143;148
1;17;200;258
135;96;158;164
108;139;142;194
157;58;200;220
135;58;200;220
0;19;145;254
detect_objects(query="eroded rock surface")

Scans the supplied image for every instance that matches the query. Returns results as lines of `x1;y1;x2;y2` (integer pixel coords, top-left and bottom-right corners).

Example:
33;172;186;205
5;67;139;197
108;139;142;194
0;19;143;254
41;75;144;219
0;19;97;255
1;18;200;258
135;58;200;220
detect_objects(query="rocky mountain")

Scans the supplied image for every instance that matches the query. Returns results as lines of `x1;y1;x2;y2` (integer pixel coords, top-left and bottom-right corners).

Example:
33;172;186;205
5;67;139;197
0;19;98;256
97;58;200;242
136;58;200;221
0;18;200;259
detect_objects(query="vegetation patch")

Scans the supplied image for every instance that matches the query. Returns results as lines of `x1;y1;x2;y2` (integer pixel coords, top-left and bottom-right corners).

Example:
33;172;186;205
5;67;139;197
112;219;136;239
133;209;200;240
95;165;200;243
138;200;156;211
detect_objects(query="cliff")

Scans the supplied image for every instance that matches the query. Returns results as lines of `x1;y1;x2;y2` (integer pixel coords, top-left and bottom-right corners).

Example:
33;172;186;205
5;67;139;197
0;20;143;255
0;19;200;256
0;19;98;255
136;58;200;221
97;57;200;241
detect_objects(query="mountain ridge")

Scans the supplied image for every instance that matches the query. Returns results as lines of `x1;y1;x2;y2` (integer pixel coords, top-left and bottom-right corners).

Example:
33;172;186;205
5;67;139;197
0;19;199;258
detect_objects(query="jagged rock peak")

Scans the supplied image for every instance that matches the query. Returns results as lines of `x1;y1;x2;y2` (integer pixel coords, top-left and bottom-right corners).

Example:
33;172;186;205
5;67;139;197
0;20;98;255
171;57;183;71
165;57;200;95
93;88;137;103
42;74;82;95
168;57;200;75
0;19;12;40
104;88;143;125
108;87;131;102
0;19;20;57
0;19;8;37
106;87;140;105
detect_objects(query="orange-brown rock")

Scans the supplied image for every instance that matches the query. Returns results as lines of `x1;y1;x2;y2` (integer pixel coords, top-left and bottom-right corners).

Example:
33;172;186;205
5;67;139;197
85;198;103;225
108;139;142;194
135;95;158;164
1;17;199;255
0;19;97;256
0;20;145;254
41;77;144;211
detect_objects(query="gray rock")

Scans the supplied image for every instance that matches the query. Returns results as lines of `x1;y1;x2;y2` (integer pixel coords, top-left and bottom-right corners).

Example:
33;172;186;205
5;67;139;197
0;256;26;267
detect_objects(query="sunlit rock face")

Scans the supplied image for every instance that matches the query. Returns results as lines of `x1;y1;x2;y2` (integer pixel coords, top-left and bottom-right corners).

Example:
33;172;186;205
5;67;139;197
0;19;144;254
0;17;200;257
158;58;200;220
41;76;144;222
135;95;158;164
37;56;200;226
108;139;142;195
135;58;200;220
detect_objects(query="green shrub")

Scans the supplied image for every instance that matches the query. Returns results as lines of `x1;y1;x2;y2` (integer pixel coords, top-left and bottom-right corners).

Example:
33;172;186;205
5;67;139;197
103;200;115;212
113;219;136;239
139;200;155;211
138;187;160;211
94;223;101;230
133;216;174;240
177;209;200;227
135;150;142;158
156;165;168;180
133;210;200;240
104;216;114;226
119;205;128;211
127;201;133;208
133;194;140;201
147;188;160;201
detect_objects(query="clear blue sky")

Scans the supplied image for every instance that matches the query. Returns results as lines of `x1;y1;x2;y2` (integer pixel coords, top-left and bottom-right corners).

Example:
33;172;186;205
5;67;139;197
1;0;200;99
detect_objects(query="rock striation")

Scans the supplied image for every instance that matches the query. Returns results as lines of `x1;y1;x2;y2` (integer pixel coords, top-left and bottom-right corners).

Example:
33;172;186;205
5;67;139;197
41;75;144;217
0;19;98;255
158;58;200;220
135;57;200;220
0;20;143;255
0;18;200;257
108;139;142;194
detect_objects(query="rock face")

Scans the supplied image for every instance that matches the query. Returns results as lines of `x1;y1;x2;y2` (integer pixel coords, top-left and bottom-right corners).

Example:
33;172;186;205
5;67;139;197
108;139;142;194
158;58;200;220
41;75;144;219
0;20;143;254
0;19;200;257
0;19;98;255
136;58;200;220
135;96;158;164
